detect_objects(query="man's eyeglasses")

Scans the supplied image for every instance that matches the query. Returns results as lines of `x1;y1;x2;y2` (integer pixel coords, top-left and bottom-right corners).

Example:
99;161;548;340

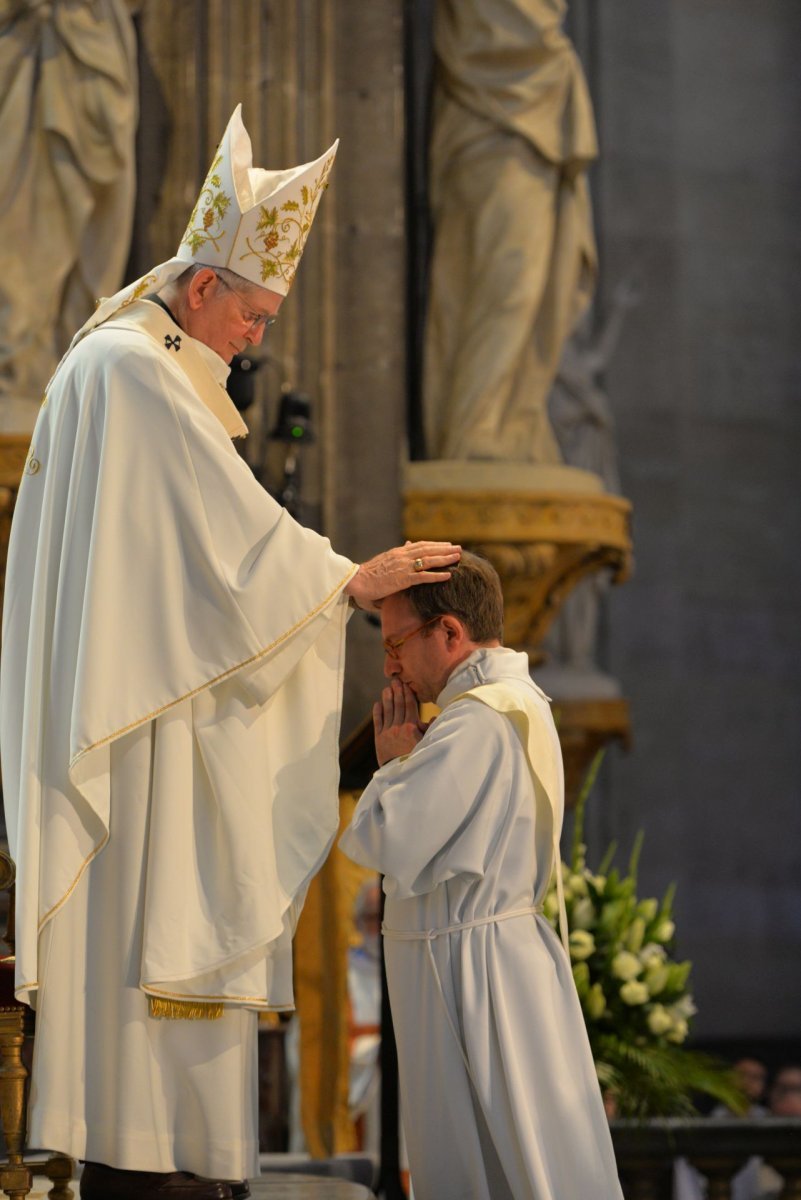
213;271;277;334
383;617;440;660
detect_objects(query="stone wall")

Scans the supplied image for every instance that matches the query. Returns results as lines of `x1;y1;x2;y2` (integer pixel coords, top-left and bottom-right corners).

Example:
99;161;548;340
585;0;801;1039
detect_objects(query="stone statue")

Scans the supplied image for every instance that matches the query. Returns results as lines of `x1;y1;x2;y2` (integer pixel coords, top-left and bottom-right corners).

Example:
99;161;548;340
423;0;598;463
541;277;640;689
0;0;137;433
549;277;641;492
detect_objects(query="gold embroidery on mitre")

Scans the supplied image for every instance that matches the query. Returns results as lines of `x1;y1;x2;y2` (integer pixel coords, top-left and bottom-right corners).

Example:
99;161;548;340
180;153;233;257
149;996;225;1021
25;446;41;475
239;152;336;289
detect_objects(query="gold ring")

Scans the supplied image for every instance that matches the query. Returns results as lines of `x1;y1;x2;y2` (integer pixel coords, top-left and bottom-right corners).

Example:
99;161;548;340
413;557;425;571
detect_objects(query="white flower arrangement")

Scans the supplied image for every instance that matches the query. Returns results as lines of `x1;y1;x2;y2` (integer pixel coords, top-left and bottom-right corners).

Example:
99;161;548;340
544;752;743;1118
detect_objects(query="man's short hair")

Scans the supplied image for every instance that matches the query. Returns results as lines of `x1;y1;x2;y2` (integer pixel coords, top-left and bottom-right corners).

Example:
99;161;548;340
401;550;504;644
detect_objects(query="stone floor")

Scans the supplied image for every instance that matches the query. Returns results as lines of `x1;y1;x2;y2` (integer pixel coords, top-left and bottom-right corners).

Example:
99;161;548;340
25;1171;374;1200
250;1177;373;1198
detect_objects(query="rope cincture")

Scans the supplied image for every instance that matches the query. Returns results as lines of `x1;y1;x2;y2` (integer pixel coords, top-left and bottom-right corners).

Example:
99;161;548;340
383;906;547;1092
382;903;544;942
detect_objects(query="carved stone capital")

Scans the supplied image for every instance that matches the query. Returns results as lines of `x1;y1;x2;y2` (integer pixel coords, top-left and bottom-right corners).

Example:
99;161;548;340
403;486;632;652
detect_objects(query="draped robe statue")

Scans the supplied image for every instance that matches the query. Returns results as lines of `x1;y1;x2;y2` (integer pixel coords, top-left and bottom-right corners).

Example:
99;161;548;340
423;0;598;463
543;280;638;682
0;0;137;432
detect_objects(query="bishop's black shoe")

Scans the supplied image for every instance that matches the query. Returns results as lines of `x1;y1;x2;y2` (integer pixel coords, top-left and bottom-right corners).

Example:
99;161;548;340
80;1162;233;1200
218;1183;250;1199
198;1181;250;1199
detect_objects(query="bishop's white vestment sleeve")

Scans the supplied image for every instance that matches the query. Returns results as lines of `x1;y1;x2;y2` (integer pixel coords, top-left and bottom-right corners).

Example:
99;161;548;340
1;314;356;1008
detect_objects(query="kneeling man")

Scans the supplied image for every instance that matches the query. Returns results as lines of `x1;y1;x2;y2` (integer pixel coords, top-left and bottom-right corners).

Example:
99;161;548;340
340;552;623;1200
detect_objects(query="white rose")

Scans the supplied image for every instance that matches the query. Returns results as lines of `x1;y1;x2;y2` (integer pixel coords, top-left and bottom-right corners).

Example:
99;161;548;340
671;995;698;1020
569;930;595;961
666;1017;689;1044
653;919;675;943
567;874;589;899
639;942;667;965
620;980;650;1006
611;951;642;981
543;892;560;921
646;1004;673;1035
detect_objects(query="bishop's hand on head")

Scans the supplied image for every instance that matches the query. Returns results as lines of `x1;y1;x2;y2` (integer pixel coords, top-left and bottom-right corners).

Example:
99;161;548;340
345;540;460;611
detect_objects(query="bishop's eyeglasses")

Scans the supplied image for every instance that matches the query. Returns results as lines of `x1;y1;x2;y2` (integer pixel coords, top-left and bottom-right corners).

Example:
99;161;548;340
213;271;277;334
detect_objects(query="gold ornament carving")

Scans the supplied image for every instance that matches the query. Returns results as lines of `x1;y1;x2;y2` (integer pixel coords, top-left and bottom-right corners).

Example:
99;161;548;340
404;487;632;654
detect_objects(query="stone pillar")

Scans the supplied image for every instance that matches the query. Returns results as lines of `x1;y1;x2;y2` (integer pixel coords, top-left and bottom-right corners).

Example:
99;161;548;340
135;0;407;731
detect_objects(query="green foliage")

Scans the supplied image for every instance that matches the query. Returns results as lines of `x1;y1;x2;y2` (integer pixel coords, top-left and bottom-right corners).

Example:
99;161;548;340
545;753;746;1118
211;192;230;218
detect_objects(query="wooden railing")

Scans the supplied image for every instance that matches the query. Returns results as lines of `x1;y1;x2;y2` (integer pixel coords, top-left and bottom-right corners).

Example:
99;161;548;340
612;1118;801;1200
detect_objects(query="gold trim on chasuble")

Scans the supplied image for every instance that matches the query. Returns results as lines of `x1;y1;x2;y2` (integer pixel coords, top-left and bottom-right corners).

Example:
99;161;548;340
149;997;224;1021
34;566;358;1017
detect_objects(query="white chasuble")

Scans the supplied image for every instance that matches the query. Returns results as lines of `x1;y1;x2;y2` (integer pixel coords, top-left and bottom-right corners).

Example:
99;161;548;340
340;648;623;1200
0;301;356;1172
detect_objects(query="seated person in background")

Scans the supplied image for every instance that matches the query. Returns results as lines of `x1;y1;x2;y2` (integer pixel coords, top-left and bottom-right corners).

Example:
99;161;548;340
742;1067;801;1200
713;1064;801;1200
676;1056;792;1200
676;1058;771;1200
711;1057;768;1118
768;1065;801;1117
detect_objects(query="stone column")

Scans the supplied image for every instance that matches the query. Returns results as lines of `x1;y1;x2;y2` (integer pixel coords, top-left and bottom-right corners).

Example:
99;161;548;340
136;0;406;731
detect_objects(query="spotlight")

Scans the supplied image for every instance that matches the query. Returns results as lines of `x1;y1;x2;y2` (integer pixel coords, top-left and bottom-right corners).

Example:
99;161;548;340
227;353;262;412
268;390;315;444
268;390;315;518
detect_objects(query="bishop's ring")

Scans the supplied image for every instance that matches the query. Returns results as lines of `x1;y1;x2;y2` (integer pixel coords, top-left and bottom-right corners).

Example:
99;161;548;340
413;557;425;571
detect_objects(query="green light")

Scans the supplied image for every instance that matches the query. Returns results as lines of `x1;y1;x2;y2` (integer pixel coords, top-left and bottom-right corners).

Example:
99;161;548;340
291;425;304;438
